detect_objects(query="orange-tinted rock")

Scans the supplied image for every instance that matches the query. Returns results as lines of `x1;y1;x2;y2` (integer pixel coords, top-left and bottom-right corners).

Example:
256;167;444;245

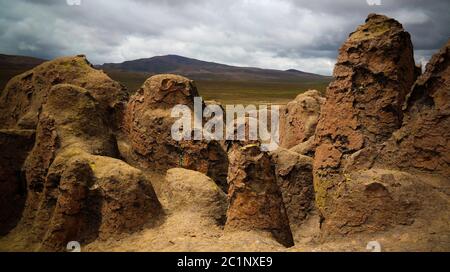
320;169;424;235
122;74;229;191
376;40;450;176
313;14;417;233
225;143;294;247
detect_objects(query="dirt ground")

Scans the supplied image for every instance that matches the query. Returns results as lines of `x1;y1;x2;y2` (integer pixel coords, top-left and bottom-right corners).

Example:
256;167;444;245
1;170;448;252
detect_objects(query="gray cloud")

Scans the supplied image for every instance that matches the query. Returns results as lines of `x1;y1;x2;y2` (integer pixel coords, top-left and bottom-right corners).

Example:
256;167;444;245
0;0;448;75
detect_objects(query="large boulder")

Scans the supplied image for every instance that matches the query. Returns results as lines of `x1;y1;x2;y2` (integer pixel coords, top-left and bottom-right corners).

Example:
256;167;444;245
375;39;450;176
31;149;162;251
225;143;294;247
313;14;418;234
336;41;450;236
271;148;314;230
121;74;228;191
279;90;325;149
313;15;450;236
314;14;416;175
16;84;161;251
0;55;127;130
160;168;228;225
23;84;119;192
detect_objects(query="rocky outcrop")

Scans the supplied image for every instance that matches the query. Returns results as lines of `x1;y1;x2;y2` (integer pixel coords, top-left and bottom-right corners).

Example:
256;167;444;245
1;15;449;252
279;90;325;150
375;40;450;176
0;129;35;235
16;84;161;251
122;74;229;191
289;136;316;156
0;57;160;250
33;150;162;251
313;14;449;235
0;55;128;130
160;168;227;225
271;148;314;229
314;14;416;176
225;143;294;247
23;84;119;192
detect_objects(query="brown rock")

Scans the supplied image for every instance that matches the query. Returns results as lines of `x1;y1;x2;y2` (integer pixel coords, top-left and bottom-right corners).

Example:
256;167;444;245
122;74;229;191
319;168;441;235
225;143;294;247
0;129;35;235
17;84;161;251
313;14;417;233
322;39;449;235
289;136;315;156
160;168;227;225
23;84;119;193
29;150;162;251
0;55;127;130
376;39;450;176
271;148;314;229
279;90;325;149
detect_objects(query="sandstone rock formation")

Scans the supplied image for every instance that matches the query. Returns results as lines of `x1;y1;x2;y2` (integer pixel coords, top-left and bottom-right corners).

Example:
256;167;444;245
33;151;162;251
375;40;450;176
121;74;229;191
271;148;314;230
0;55;127;130
315;14;416;176
1;14;449;252
23;84;120;192
313;14;449;235
279;90;325;150
17;84;162;251
225;143;294;247
160;168;227;225
0;57;163;251
289;136;316;156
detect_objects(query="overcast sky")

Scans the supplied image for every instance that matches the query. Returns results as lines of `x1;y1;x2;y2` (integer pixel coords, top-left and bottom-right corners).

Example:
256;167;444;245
0;0;448;75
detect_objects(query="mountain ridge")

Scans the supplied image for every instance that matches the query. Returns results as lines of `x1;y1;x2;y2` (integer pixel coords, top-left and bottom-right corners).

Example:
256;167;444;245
98;54;329;81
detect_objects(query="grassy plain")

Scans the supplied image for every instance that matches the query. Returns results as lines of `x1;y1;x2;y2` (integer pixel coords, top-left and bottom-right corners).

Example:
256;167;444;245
1;67;331;105
104;70;331;105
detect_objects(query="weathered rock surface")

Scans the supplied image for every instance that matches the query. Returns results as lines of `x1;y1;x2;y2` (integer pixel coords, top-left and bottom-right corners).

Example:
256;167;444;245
1;15;449;252
160;168;227;224
279;90;325;149
0;55;128;130
289;136;316;156
375;39;450;176
225;143;294;247
14;84;161;251
270;148;314;230
0;129;35;235
23;84;119;192
32;150;162;251
122;74;229;191
314;14;416;176
313;14;449;235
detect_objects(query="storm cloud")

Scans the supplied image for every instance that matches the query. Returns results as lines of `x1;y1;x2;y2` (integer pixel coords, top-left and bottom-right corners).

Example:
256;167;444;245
0;0;448;75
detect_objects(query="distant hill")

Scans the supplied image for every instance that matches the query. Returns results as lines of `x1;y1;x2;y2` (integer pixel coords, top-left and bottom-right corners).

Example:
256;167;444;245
0;53;332;104
0;54;46;90
0;54;46;69
98;54;329;82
